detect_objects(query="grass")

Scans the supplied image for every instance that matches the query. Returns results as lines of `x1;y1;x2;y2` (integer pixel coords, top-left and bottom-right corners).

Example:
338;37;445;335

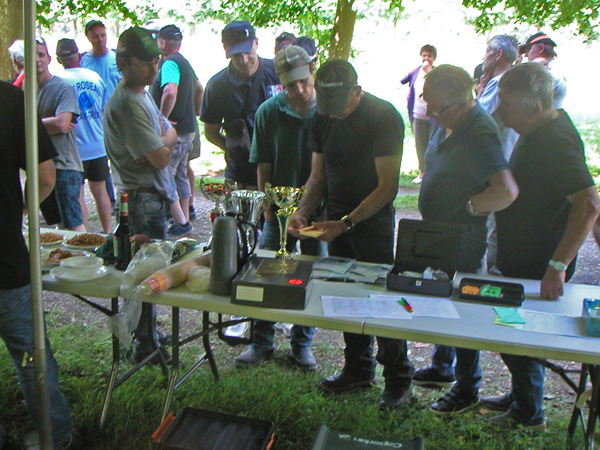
0;307;586;450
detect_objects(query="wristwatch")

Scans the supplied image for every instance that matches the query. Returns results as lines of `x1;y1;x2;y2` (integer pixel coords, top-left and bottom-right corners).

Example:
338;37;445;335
340;215;355;233
549;260;568;271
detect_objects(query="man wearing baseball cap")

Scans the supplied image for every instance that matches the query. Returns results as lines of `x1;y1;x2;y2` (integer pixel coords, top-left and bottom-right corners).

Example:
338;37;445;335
289;59;414;409
56;38;113;234
200;20;281;188
235;46;326;369
519;32;566;108
104;27;176;365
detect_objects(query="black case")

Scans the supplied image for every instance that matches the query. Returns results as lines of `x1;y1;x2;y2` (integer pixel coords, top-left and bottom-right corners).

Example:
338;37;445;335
154;407;274;450
458;277;525;306
386;219;462;297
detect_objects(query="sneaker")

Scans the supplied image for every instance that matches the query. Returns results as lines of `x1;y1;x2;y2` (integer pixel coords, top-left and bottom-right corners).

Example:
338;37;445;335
167;222;193;238
189;204;197;221
234;346;274;366
289;348;317;370
413;366;456;388
412;176;423;185
487;411;546;432
430;389;480;415
319;371;375;394
480;392;513;412
379;384;412;410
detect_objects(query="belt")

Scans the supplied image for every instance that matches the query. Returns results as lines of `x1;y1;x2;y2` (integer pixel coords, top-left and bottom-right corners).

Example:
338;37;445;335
123;186;160;196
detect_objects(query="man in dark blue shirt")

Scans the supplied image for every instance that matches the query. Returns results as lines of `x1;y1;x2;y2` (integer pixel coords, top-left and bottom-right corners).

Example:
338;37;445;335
200;20;281;188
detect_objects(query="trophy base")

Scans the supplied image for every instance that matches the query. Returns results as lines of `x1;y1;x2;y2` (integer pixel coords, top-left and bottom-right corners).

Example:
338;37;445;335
231;255;314;310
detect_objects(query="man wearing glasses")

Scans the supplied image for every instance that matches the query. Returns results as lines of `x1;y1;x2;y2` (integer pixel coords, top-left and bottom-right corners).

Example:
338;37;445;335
418;64;518;414
200;20;281;189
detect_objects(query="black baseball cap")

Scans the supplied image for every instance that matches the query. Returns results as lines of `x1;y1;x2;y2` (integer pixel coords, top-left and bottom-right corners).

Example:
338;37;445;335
519;32;557;53
222;20;256;58
117;26;164;62
85;20;105;35
158;25;183;41
56;38;79;58
315;58;358;116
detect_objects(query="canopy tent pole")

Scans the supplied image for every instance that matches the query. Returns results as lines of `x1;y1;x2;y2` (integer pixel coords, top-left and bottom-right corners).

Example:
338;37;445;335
24;0;54;447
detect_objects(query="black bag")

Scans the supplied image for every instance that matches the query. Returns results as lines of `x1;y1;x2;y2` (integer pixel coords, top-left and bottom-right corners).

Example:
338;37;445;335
223;61;265;163
310;425;425;450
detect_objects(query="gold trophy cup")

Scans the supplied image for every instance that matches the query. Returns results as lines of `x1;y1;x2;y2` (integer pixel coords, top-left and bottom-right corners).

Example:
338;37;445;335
264;183;306;259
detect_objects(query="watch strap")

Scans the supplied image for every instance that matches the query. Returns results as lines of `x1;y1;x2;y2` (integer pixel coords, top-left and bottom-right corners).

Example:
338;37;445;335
549;259;568;271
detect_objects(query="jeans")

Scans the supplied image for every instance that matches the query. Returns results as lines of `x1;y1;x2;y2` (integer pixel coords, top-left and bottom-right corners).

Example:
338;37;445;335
251;219;327;351
431;225;487;384
0;285;72;448
500;354;546;424
55;169;84;229
128;191;168;354
412;118;433;173
329;207;414;387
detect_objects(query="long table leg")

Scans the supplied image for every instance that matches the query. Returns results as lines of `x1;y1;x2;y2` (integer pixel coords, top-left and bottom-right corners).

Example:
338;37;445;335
203;311;220;380
586;365;599;450
100;297;120;430
162;307;180;420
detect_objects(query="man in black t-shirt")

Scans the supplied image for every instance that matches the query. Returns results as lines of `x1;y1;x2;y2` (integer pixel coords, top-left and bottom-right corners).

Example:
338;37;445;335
482;63;599;431
0;81;77;450
289;59;413;410
200;20;281;188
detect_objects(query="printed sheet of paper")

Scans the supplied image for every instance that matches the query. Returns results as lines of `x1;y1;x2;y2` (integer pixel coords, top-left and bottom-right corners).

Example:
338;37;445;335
515;310;586;337
371;295;460;319
321;296;413;319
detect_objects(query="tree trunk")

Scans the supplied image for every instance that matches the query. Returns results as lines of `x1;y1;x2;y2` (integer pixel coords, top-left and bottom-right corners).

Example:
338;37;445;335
328;0;356;60
0;0;24;81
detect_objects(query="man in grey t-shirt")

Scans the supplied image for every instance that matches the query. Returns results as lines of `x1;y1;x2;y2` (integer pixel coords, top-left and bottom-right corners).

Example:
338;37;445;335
36;39;85;231
104;27;177;363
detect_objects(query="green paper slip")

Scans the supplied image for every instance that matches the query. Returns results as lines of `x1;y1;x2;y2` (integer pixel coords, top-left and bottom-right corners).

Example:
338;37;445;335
494;307;526;324
493;316;516;327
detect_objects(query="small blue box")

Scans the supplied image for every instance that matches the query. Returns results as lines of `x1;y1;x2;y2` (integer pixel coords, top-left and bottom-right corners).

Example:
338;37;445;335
583;298;600;337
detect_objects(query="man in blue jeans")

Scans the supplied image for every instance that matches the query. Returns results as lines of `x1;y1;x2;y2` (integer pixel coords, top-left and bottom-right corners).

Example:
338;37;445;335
235;46;326;370
0;81;77;449
488;63;599;430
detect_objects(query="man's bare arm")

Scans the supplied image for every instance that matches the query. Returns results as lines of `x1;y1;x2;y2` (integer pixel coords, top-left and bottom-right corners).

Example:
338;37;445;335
160;82;178;121
204;122;226;151
42;112;75;135
541;185;600;299
469;169;519;214
161;126;177;150
194;80;204;116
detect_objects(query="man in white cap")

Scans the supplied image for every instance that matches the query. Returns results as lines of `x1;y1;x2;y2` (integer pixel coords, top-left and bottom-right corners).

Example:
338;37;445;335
234;46;325;370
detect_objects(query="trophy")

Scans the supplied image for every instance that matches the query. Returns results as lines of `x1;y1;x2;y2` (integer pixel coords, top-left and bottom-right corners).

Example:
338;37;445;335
226;190;269;254
199;178;234;223
264;183;306;259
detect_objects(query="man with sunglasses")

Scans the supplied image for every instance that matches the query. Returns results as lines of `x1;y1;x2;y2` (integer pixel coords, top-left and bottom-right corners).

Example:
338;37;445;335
200;20;281;188
418;64;518;414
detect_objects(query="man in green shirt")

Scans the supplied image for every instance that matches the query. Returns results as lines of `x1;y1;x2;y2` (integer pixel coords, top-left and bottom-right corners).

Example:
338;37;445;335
235;46;326;370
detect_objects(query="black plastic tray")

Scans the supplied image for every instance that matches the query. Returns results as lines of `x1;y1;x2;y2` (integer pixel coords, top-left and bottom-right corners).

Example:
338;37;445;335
156;407;274;450
458;277;524;307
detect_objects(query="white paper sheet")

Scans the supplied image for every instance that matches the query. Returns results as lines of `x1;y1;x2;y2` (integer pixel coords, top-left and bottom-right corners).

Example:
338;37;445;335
371;294;461;319
321;296;413;319
515;310;586;337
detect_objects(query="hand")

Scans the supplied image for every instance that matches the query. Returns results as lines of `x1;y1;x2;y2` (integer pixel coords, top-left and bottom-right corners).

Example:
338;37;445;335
288;214;309;238
540;266;566;299
263;207;276;222
66;122;76;133
312;220;347;242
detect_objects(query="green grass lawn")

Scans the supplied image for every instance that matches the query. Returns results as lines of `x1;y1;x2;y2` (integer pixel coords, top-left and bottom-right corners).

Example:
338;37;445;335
0;309;586;450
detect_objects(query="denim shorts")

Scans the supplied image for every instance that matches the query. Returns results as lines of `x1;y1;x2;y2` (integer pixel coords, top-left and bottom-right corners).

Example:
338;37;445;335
55;169;84;228
168;133;195;199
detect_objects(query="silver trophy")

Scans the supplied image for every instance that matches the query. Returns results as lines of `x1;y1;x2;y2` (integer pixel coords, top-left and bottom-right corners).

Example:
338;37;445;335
226;190;269;253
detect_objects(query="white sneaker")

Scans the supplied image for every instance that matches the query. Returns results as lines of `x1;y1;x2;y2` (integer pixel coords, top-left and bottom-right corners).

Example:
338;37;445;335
412;176;422;185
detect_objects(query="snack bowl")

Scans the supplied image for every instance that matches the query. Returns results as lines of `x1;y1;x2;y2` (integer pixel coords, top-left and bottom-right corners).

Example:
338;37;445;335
59;256;104;278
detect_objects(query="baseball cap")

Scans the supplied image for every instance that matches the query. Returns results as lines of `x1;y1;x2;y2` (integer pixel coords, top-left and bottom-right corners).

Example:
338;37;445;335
56;39;79;58
222;20;256;58
85;20;105;35
158;25;183;41
275;46;312;86
315;58;358;116
519;32;557;53
275;32;296;52
117;26;164;62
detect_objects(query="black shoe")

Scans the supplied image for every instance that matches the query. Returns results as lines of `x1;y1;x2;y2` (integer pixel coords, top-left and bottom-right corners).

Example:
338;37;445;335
289;348;317;371
234;346;274;367
189;205;197;221
413;366;456;388
379;384;412;410
431;389;480;415
129;347;173;366
481;392;512;412
319;371;375;394
487;411;546;432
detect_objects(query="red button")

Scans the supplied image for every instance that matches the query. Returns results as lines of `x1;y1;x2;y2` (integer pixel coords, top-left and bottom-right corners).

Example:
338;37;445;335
288;279;303;285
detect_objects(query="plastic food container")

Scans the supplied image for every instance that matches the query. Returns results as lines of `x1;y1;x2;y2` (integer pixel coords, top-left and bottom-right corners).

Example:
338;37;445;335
583;298;600;337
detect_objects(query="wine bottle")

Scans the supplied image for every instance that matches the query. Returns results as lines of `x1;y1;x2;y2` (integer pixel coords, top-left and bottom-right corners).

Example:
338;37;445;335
114;192;133;270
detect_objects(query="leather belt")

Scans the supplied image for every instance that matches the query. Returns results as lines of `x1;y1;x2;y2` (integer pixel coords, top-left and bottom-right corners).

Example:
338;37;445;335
123;186;160;196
